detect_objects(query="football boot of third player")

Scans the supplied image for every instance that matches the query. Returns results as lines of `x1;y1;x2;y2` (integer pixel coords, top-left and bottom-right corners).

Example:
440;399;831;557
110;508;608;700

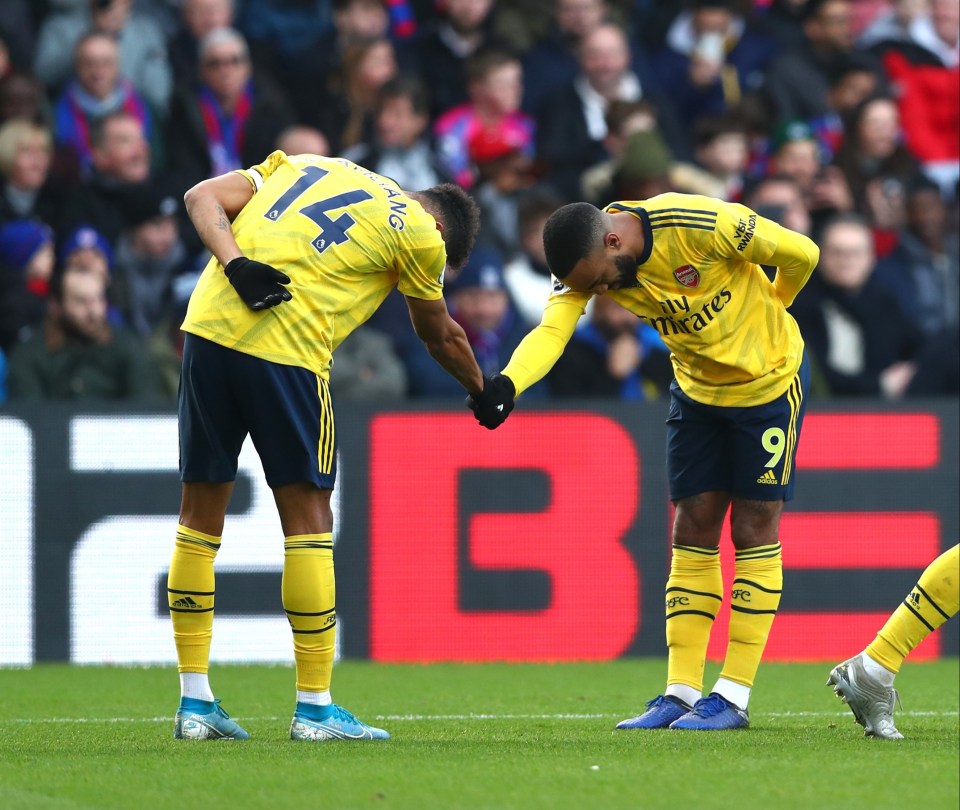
174;697;250;740
827;656;904;740
616;695;692;729
290;703;391;741
669;693;750;730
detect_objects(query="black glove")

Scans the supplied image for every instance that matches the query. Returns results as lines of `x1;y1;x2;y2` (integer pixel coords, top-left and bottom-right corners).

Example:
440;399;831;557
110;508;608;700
224;256;292;311
466;373;516;430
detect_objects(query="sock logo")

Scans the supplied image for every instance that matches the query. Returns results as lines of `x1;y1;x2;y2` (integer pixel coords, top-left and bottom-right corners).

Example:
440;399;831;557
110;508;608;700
731;589;752;602
665;596;690;608
908;590;921;608
757;470;778;485
171;596;201;609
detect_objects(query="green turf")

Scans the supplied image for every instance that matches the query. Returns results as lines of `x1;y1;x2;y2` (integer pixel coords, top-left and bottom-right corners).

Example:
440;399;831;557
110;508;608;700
1;660;957;809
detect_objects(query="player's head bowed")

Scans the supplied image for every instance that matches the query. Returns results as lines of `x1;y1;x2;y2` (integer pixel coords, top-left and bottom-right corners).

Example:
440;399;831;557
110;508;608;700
413;183;481;272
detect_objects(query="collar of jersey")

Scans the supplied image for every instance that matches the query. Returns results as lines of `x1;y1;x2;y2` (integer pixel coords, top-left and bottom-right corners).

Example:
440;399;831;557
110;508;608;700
603;203;654;267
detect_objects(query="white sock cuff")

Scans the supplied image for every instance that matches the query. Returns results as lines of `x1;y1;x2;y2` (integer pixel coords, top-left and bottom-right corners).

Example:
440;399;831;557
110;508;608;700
712;678;751;710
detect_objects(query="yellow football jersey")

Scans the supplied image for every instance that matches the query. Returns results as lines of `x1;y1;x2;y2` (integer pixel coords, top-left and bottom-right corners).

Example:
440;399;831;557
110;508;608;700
182;151;446;378
503;193;819;407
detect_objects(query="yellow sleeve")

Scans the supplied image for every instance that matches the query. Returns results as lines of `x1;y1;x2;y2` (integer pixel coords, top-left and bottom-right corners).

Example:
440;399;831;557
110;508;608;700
713;202;820;308
233;150;288;192
502;293;586;395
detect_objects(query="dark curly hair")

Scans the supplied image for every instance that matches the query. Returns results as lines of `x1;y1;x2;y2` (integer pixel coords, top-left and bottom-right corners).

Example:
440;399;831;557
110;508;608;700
542;202;606;279
416;183;481;272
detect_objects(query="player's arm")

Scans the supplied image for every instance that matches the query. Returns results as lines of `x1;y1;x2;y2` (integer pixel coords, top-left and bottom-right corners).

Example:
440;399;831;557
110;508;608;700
501;296;583;395
184;165;292;311
715;203;820;307
405;295;484;395
183;172;253;266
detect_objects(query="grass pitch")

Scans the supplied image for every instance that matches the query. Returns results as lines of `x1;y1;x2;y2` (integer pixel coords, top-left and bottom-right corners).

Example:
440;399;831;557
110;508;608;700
1;660;957;810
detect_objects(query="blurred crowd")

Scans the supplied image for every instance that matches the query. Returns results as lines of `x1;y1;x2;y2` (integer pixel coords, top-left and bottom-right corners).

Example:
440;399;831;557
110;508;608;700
0;0;957;404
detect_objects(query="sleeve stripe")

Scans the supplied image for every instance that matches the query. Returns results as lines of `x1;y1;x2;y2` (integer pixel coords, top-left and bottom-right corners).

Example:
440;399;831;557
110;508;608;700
246;168;264;191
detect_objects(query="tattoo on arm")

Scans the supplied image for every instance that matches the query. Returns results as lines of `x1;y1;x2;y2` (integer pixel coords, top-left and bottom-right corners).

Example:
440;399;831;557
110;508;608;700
215;203;230;232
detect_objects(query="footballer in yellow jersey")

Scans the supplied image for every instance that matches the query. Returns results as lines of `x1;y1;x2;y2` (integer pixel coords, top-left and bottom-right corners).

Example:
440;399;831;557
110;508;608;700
169;152;492;742
183;152;452;379
468;193;820;732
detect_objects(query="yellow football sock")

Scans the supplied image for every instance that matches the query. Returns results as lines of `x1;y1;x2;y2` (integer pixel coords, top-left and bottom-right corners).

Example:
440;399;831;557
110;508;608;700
283;533;336;693
168;524;220;673
666;544;723;692
719;542;782;688
867;544;959;673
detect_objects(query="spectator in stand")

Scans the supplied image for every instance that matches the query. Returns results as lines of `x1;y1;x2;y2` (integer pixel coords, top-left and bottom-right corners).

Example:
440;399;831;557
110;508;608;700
329;324;408;400
469;126;541;260
521;0;610;116
34;0;172;114
766;119;853;232
537;22;684;201
51;32;157;177
112;186;196;396
342;76;447;191
875;176;959;338
0;0;36;75
402;246;546;398
165;28;296;193
869;0;960;197
0;73;48;129
285;0;395;131
858;0;930;50
580;99;660;205
503;190;565;324
275;125;331;159
903;0;958;67
6;261;163;401
0;219;55;351
833;94;923;213
57;225;124;330
686;114;750;201
317;36;400;154
548;292;673;400
764;0;878;124
408;0;507;118
650;0;778;130
0;120;62;229
611;128;678;200
168;0;236;87
815;56;884;162
59;111;152;244
434;48;535;190
791;214;923;398
742;174;813;237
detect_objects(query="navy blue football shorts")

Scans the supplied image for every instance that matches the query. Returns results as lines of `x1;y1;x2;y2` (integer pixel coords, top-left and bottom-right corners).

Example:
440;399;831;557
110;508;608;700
178;333;337;490
666;351;810;502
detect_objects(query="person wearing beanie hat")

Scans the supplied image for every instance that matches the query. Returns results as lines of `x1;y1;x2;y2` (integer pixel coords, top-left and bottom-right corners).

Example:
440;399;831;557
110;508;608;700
112;186;194;397
0;218;54;275
612;129;677;200
0;219;56;351
60;225;114;273
6;259;164;401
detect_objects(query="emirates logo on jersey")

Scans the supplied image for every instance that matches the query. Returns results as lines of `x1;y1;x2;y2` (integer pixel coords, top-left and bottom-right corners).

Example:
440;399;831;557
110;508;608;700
673;265;700;288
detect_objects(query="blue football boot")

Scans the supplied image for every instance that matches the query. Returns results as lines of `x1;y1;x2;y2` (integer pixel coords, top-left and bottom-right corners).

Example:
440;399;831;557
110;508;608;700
616;695;692;729
290;703;390;741
669;692;750;730
173;698;250;740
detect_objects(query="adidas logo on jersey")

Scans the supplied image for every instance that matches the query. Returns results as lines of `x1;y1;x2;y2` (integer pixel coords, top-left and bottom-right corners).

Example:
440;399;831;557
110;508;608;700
756;470;778;485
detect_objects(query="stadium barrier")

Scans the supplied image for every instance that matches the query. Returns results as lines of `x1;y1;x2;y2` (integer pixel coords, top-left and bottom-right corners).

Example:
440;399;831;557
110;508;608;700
1;400;957;667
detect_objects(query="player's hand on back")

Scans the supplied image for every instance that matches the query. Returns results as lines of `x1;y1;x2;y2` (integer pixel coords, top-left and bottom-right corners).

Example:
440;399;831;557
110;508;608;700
467;373;516;430
224;257;293;311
